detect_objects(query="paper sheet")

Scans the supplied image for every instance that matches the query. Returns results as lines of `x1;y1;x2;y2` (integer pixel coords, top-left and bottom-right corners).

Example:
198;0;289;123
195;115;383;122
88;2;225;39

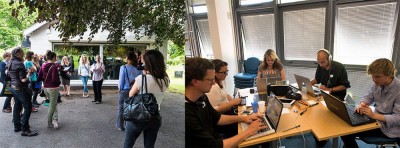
282;108;290;114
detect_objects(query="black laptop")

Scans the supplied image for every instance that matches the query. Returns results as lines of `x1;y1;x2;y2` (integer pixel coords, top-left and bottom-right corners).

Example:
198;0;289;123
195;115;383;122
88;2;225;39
321;91;375;126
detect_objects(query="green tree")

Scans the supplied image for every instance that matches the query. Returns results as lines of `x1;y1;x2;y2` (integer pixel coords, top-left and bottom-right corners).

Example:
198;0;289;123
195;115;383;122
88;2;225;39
10;0;186;47
0;0;37;49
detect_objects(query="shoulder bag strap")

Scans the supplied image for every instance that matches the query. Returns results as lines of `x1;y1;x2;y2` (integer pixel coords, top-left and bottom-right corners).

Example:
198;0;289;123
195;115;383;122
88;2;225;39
124;65;130;86
44;65;54;83
142;74;147;94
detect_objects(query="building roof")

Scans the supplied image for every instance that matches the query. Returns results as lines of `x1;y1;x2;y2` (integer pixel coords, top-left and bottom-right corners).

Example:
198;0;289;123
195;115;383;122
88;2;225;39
23;22;48;36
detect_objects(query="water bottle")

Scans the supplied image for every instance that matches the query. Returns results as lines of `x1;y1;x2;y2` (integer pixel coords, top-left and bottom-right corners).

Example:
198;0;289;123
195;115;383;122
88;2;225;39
301;84;308;100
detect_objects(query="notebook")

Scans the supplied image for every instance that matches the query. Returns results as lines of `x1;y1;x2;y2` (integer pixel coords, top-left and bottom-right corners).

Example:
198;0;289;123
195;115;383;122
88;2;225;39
321;91;375;126
294;74;321;97
240;96;284;140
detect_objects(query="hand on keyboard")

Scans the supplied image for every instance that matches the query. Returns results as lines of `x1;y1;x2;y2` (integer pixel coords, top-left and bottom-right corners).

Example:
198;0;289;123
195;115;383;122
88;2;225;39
247;120;269;136
242;114;263;124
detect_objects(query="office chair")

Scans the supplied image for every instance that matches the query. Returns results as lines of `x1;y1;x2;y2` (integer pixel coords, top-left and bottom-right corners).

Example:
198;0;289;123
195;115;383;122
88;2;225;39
359;136;399;148
233;57;260;93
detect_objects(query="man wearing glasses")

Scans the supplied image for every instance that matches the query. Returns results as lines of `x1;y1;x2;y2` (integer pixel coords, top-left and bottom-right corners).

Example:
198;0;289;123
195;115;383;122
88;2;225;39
185;57;266;147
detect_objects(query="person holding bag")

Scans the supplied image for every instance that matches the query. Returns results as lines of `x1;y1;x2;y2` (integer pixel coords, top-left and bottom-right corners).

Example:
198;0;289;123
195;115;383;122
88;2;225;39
38;51;61;129
116;51;141;131
124;50;169;148
1;52;12;113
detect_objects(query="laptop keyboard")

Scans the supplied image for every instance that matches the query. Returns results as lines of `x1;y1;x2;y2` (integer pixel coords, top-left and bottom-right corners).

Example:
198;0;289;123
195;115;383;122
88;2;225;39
346;106;372;125
241;116;275;140
258;117;271;133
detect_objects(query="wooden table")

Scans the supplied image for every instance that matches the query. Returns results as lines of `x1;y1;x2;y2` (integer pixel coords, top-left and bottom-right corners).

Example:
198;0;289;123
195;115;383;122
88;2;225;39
238;94;380;148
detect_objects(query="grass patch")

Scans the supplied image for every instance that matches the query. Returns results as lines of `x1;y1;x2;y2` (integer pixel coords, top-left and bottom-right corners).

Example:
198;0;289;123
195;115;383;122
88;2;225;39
167;65;184;94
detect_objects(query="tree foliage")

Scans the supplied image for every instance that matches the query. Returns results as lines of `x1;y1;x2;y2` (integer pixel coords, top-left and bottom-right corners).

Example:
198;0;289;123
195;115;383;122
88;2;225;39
10;0;186;47
0;0;37;49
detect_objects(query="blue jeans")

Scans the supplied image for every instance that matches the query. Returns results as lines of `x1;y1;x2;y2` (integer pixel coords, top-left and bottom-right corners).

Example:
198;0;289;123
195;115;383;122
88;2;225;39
123;117;162;148
9;86;32;131
117;90;129;130
81;76;89;93
2;96;12;109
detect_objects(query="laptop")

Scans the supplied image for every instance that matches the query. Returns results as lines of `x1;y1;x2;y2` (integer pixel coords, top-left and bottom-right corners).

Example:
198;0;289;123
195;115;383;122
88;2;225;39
321;91;375;126
240;96;284;140
294;74;321;97
256;78;267;95
267;76;282;85
345;93;357;107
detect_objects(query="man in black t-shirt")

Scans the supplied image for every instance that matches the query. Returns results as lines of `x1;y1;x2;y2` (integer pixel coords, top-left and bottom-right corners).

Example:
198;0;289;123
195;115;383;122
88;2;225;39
311;49;350;101
185;57;266;148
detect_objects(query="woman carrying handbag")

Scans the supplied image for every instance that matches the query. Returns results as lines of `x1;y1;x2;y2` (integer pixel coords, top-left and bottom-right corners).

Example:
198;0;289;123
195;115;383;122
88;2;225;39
38;51;61;129
124;50;169;148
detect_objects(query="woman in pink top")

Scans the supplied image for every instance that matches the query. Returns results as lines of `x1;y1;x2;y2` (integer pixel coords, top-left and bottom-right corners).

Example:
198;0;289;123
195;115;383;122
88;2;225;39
38;51;61;129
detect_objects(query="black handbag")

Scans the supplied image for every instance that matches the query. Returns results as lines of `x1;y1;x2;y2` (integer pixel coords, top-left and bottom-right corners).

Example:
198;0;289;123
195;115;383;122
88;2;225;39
0;75;13;97
123;75;160;122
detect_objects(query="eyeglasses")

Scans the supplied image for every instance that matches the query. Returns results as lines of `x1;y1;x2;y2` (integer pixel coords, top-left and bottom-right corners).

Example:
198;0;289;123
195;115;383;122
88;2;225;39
217;70;229;75
203;78;215;83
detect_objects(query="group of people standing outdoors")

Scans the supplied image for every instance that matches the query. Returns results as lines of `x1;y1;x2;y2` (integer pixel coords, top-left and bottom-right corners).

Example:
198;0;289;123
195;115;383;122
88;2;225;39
1;48;170;147
185;49;399;148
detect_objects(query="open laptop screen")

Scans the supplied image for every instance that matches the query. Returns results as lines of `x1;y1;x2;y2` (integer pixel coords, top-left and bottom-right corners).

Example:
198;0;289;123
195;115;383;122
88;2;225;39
266;96;283;129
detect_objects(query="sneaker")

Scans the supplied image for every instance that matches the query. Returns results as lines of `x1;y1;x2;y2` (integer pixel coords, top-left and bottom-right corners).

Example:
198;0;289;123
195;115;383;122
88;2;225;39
116;125;124;131
91;100;97;102
21;130;38;137
31;107;38;112
48;123;53;128
95;102;102;104
14;128;22;132
2;109;12;113
52;121;59;130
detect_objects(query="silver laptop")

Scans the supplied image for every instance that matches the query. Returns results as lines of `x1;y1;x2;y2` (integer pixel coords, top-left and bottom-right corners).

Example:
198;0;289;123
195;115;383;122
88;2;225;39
240;96;283;140
345;94;357;107
294;74;321;97
267;76;282;85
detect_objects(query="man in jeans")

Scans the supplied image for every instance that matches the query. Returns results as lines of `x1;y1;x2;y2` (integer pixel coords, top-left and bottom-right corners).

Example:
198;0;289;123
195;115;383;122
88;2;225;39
1;52;12;113
7;47;38;136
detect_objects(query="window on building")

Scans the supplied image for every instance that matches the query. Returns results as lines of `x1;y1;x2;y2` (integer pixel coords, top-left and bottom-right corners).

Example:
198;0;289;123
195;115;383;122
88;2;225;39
283;7;326;61
241;13;275;60
334;2;397;65
196;19;213;59
53;45;100;80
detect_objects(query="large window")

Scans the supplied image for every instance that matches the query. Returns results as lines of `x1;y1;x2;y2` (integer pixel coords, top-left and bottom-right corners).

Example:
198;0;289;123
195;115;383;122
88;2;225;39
241;13;275;60
283;7;326;61
53;45;99;80
196;19;213;59
334;2;397;65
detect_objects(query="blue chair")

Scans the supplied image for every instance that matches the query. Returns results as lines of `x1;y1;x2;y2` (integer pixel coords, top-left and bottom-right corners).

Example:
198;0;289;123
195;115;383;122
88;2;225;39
359;136;399;148
233;57;260;92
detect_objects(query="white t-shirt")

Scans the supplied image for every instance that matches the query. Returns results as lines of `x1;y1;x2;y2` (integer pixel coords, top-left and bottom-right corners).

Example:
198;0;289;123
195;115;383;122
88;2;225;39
206;83;228;109
134;74;168;110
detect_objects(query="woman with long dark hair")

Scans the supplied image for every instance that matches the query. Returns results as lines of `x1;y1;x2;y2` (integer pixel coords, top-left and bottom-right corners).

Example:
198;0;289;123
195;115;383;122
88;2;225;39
124;50;169;148
116;51;141;131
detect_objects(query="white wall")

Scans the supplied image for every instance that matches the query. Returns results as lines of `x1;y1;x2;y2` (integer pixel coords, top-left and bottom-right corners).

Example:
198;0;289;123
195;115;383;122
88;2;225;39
206;0;238;95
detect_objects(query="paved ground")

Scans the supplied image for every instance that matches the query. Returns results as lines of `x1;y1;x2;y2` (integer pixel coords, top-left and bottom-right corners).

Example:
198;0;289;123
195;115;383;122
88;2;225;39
0;87;184;148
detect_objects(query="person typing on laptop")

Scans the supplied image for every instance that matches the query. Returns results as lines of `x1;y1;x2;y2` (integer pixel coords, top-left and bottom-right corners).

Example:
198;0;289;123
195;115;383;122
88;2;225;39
257;49;286;80
310;49;350;101
206;59;241;138
186;58;267;148
341;58;400;148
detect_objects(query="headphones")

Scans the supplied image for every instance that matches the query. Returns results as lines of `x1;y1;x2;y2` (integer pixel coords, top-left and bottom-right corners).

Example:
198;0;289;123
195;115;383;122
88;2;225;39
317;49;332;62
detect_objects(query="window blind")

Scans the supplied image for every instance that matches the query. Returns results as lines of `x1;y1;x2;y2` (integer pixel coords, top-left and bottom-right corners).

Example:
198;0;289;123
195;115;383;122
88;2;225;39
196;19;213;59
283;8;326;61
334;2;396;65
241;14;276;60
